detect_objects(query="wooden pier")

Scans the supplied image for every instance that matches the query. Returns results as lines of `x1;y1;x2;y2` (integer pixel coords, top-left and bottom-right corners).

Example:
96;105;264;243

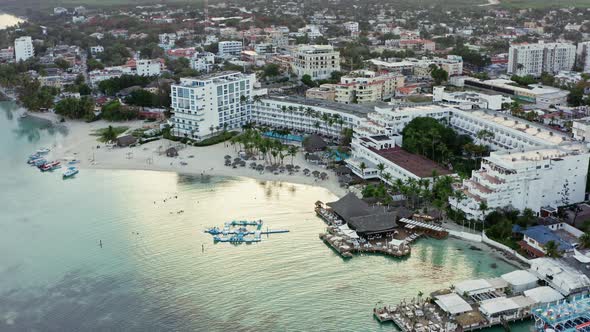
319;226;411;259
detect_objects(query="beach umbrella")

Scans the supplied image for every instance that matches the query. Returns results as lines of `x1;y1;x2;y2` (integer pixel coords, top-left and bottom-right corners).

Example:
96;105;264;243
303;168;310;174
224;155;232;159
312;170;320;177
294;165;301;169
234;158;241;162
320;172;328;179
250;162;257;168
240;161;246;167
265;166;272;171
256;165;264;171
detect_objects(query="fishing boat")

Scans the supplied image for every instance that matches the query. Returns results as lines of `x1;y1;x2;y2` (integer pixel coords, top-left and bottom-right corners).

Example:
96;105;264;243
36;148;50;154
40;161;60;172
63;166;79;179
31;158;47;167
67;159;80;165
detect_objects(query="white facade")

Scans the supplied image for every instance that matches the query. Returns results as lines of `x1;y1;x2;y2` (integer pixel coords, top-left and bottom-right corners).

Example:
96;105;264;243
136;59;161;77
218;41;243;57
14;36;34;62
508;42;576;77
291;44;340;80
370;55;463;77
572;118;590;141
343;21;359;34
433;86;511;111
170;72;255;139
190;52;215;72
463;78;569;108
90;46;104;55
452;145;589;220
252;96;369;138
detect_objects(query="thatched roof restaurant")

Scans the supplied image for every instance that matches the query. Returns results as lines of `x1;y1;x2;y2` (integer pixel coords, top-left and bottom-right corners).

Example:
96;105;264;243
326;193;397;236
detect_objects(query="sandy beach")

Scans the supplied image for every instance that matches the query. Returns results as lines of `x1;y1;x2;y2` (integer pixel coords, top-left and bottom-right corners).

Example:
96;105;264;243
32;113;348;197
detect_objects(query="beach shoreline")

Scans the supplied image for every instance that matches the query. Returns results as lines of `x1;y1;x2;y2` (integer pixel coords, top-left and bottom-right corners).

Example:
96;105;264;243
27;111;348;197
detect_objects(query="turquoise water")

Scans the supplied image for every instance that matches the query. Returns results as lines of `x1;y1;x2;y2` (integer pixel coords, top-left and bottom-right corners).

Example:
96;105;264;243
0;101;531;331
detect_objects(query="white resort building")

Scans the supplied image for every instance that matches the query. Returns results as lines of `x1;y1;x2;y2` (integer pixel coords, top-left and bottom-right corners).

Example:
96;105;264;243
170;71;255;139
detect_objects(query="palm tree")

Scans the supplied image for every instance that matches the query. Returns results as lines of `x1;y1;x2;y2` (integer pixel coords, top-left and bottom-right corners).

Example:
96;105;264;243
478;201;488;229
287;145;298;165
359;162;367;177
382;172;392;185
579;233;590;249
376;163;385;182
544;240;561;258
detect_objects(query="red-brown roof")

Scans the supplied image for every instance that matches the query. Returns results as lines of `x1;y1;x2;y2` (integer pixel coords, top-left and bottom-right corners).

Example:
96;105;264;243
371;147;453;178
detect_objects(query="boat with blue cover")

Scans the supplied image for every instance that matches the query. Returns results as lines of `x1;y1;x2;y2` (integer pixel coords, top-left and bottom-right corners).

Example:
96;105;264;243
36;148;50;154
63;166;79;179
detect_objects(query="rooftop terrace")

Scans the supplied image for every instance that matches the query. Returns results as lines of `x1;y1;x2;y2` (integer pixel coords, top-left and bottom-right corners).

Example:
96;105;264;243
371;146;453;178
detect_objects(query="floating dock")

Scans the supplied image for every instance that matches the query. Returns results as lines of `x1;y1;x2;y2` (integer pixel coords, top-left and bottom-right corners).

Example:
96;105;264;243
204;219;289;244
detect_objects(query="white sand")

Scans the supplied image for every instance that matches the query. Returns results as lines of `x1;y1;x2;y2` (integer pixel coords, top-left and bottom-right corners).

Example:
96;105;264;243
38;114;347;197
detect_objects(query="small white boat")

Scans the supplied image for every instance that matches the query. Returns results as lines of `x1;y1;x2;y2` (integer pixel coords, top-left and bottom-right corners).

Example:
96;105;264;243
36;148;50;154
63;166;79;179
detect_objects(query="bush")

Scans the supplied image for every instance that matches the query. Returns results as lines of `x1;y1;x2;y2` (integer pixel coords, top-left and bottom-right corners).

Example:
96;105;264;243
193;131;238;146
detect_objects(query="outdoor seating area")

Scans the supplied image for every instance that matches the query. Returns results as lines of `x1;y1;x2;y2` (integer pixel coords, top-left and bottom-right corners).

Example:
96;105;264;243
374;298;451;332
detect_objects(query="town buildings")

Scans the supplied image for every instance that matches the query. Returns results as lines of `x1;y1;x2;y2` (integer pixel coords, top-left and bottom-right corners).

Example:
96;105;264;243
507;42;576;77
14;36;34;62
334;70;405;104
169;72;255;139
291;44;341;80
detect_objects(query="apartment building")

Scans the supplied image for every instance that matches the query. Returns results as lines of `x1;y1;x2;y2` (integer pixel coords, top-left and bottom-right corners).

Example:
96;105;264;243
14;36;34;62
136;59;162;77
170;72;255;139
508;42;576;77
218;41;243;58
190;52;215;72
334;70;405;104
291;44;340;80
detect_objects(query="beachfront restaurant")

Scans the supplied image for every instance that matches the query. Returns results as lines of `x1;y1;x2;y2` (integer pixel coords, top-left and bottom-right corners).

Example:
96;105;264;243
478;296;535;324
434;293;472;317
454;278;508;302
326;193;398;237
500;270;539;294
523;286;564;306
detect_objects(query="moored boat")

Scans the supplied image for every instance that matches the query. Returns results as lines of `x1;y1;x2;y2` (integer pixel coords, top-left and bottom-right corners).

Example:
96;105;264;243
63;166;79;179
40;161;60;172
32;158;47;167
36;148;50;154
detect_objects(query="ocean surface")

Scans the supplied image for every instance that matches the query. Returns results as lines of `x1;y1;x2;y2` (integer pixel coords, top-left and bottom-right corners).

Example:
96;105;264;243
0;13;24;30
0;101;532;331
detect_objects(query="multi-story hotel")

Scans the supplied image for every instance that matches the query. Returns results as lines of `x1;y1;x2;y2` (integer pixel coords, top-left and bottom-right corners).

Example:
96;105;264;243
291;44;340;80
252;96;371;137
450;145;589;220
508;42;576;77
170;72;255;139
